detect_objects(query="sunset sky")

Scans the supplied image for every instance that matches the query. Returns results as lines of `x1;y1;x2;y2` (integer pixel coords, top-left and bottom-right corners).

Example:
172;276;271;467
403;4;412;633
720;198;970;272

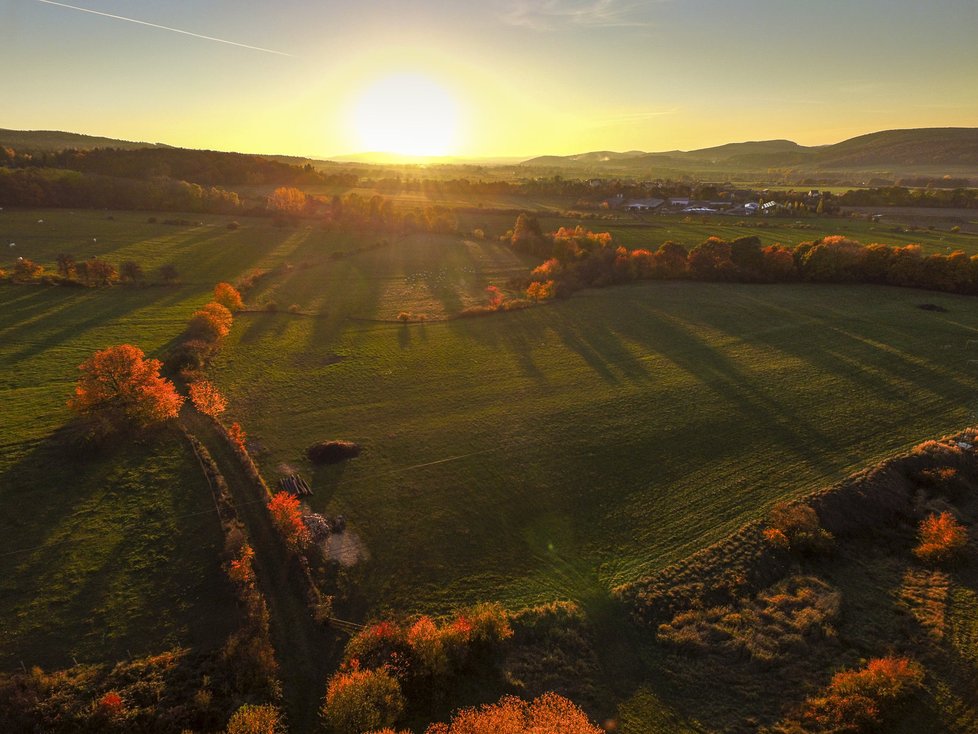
4;0;977;159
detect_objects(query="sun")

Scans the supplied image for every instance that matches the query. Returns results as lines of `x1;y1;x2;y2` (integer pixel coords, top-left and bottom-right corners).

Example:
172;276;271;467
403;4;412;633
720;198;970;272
352;73;460;157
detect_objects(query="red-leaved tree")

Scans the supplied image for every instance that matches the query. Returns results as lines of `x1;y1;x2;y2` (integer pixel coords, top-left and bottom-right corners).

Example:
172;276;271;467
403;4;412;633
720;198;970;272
68;344;183;428
267;491;310;552
188;380;227;417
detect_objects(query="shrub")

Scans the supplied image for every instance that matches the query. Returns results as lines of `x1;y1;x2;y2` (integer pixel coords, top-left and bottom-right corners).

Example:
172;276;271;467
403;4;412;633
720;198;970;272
321;667;404;734
228;422;247;452
190;302;234;341
166;339;216;373
344;621;411;672
226;703;281;734
228;544;255;588
766;502;834;554
189;380;228;417
914;512;967;565
307;440;362;465
801;657;924;732
214;282;245;311
425;692;602;734
267;491;310;552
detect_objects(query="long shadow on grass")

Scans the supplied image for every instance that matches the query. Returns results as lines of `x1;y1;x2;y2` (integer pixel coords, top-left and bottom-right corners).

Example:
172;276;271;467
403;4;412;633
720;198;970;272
0;426;234;670
1;286;201;365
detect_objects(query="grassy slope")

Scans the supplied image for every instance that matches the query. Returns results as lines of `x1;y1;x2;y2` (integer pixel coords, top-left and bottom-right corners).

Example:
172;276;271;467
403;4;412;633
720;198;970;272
209;226;978;618
0;210;282;671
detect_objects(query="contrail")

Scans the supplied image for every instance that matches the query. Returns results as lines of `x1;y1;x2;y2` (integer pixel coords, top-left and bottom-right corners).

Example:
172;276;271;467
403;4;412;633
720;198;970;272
33;0;293;56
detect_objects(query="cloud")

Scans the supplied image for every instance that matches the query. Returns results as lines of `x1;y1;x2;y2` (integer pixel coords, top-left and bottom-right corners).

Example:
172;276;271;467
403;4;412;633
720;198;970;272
500;0;655;30
33;0;293;56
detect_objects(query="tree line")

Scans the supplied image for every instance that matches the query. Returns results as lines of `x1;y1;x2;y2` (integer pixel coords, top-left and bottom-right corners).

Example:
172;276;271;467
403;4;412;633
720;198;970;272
511;213;978;299
0;145;358;188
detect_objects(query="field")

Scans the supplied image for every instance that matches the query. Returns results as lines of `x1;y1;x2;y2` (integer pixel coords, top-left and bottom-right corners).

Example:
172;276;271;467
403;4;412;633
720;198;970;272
6;206;978;730
200;225;978;617
0;209;269;671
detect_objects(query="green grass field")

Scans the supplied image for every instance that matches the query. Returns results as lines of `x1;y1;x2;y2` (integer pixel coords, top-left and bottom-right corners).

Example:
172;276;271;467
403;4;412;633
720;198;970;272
5;206;978;728
207;229;978;616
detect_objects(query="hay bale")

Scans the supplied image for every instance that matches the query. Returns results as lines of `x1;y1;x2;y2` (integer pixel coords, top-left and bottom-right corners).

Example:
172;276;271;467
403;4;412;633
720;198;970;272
307;440;362;465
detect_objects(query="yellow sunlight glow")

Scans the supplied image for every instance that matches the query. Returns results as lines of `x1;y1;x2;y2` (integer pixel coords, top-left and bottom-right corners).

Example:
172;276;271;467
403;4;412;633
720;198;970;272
353;73;459;157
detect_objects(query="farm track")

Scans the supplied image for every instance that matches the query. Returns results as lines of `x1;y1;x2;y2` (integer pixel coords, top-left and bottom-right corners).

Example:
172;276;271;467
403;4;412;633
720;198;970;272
181;408;339;734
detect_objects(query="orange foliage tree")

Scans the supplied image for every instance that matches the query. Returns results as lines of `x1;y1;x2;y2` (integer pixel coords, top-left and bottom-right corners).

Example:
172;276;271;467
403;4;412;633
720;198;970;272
321;666;405;734
268;186;308;216
189;380;227;417
214;282;245;311
189;301;233;341
914;512;968;564
228;421;247;452
526;280;555;301
228;544;255;588
68;344;183;428
226;703;281;734
425;692;602;734
267;491;310;552
801;657;924;732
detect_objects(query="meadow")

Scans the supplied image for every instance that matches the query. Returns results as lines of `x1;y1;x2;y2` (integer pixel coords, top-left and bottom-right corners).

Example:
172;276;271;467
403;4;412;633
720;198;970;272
0;209;274;671
202;225;978;617
5;206;978;730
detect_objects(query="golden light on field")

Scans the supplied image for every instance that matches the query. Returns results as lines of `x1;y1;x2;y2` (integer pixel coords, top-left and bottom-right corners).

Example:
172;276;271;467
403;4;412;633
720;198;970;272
352;73;460;157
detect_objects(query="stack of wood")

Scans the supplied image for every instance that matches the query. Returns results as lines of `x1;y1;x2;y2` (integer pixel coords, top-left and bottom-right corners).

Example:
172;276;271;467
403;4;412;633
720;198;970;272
279;473;313;496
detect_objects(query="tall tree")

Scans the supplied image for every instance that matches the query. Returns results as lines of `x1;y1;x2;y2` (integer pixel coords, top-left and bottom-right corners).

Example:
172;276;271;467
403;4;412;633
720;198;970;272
68;344;183;428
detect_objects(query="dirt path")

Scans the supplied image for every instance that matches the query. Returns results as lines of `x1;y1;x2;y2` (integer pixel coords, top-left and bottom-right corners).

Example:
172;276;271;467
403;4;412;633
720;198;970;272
182;407;341;733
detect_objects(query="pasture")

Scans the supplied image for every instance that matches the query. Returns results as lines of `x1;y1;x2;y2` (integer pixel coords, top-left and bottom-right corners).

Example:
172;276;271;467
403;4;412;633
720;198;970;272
5;205;978;694
208;229;978;615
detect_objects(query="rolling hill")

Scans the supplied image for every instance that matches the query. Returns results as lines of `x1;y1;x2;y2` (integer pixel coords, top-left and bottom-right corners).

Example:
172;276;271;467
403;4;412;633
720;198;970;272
0;128;169;153
522;128;978;175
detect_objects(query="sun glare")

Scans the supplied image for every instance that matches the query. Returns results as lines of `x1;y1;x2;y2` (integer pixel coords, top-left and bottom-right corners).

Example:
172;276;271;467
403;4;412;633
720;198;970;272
352;73;459;157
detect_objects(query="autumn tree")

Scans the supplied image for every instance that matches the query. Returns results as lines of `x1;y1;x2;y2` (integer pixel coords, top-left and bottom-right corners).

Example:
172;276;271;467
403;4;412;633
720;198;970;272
214;281;245;311
425;692;602;734
228;544;256;588
228;421;247;452
12;258;42;281
226;703;282;734
267;491;310;552
801;657;924;732
68;344;184;428
190;301;234;341
268;186;307;216
189;379;227;417
914;512;968;564
321;667;405;734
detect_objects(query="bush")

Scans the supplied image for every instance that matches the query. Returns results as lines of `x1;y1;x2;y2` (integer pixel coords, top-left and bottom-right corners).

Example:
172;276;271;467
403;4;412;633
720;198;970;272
913;512;968;565
307;440;362;465
189;302;234;341
766;502;834;554
321;667;404;734
214;282;245;311
425;692;601;734
226;703;281;734
801;657;924;732
227;220;240;230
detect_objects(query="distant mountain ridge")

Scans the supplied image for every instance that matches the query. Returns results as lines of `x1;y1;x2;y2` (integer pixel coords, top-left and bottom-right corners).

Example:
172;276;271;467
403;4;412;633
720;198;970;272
523;128;978;173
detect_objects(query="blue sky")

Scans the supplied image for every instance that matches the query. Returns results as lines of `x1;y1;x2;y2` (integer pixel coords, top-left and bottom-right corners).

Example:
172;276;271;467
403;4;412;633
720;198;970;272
3;0;977;157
